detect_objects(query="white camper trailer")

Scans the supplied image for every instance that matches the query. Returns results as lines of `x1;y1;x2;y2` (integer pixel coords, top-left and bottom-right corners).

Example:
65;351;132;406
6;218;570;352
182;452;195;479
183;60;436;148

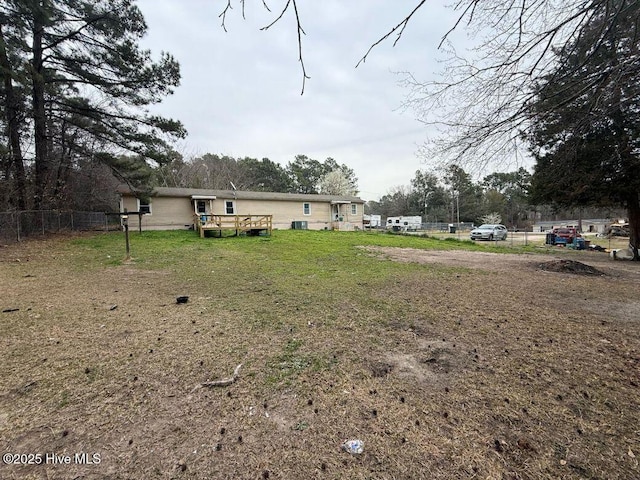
363;214;382;228
386;216;422;232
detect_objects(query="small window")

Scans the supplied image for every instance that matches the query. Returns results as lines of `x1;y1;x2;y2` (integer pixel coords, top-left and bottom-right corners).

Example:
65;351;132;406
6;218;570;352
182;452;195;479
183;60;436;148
351;204;357;215
197;200;206;214
303;202;311;215
138;199;151;215
225;201;235;214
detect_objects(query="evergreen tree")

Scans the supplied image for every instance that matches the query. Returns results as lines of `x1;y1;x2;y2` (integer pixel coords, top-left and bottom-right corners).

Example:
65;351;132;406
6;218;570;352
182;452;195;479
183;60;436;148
527;0;640;258
442;165;483;223
481;168;531;228
237;157;291;192
286;155;358;194
0;0;184;209
410;170;448;222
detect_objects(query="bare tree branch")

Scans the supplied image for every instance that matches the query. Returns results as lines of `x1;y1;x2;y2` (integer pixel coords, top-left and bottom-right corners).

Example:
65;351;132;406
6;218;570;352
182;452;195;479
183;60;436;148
398;0;640;172
291;0;309;95
260;0;291;30
218;0;232;32
438;0;479;49
259;0;308;95
356;0;428;68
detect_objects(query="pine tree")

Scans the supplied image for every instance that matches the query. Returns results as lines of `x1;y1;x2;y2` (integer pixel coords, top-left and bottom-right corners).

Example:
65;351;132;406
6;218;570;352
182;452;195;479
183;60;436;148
0;0;185;209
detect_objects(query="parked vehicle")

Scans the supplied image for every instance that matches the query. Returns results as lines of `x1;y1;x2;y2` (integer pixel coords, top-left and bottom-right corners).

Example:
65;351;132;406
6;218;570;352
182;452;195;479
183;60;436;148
602;224;629;237
470;224;508;241
552;227;580;243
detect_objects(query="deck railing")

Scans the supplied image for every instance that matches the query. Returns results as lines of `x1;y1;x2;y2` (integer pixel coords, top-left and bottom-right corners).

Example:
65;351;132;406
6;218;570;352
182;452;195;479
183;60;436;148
195;214;272;237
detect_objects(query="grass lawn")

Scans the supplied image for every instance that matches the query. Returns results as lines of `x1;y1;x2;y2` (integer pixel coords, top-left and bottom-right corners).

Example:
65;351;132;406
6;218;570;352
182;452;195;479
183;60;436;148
0;229;638;479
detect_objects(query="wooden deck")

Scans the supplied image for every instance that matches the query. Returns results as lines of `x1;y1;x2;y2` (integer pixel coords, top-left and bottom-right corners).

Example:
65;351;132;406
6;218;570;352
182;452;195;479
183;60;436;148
195;214;272;237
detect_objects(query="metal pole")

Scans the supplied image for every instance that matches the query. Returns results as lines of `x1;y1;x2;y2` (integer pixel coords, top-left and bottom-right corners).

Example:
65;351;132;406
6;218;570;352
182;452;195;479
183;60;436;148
125;222;130;259
42;210;45;235
16;211;20;242
123;208;130;260
456;195;460;240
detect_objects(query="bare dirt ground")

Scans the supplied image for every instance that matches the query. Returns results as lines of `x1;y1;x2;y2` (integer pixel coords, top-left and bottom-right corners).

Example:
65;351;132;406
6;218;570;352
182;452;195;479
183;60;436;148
362;245;640;276
1;236;639;479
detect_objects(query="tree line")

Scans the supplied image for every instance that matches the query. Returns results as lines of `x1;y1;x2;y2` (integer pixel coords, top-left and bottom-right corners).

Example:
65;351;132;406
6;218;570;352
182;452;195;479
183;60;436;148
367;165;532;228
369;163;626;230
153;153;358;196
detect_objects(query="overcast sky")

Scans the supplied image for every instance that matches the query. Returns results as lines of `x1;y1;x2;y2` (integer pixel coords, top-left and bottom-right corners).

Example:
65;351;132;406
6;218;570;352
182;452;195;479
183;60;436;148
136;1;464;201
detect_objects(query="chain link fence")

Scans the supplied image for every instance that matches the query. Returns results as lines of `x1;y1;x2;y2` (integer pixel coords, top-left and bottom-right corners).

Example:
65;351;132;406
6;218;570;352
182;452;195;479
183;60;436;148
0;210;120;245
421;222;475;232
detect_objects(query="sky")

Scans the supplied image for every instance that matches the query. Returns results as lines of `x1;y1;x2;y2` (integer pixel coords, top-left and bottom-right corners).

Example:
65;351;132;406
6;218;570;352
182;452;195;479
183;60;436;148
135;1;465;201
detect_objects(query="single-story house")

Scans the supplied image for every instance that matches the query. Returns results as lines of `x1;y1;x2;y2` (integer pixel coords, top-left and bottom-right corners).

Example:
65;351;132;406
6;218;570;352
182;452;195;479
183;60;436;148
532;218;625;234
117;186;365;232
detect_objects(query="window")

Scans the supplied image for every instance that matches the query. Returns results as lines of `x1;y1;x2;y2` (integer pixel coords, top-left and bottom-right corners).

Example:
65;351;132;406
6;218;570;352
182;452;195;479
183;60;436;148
351;204;357;215
303;202;311;215
225;200;235;214
138;198;151;215
197;200;206;214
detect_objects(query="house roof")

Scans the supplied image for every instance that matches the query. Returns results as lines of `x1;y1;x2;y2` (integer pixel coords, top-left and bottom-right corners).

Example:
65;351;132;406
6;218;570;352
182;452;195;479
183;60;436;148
118;186;365;204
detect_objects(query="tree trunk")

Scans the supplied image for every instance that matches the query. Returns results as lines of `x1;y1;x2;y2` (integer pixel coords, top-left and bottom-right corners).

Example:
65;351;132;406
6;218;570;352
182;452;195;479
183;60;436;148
628;192;640;261
32;2;48;209
0;24;27;210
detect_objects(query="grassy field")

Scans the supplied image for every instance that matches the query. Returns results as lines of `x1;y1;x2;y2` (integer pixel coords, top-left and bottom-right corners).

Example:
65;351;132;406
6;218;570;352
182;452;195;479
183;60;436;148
0;229;638;479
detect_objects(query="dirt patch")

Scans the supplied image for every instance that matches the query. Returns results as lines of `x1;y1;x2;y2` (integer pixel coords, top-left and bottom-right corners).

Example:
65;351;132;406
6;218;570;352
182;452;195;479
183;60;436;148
368;360;394;378
361;245;639;279
361;245;539;272
537;259;605;275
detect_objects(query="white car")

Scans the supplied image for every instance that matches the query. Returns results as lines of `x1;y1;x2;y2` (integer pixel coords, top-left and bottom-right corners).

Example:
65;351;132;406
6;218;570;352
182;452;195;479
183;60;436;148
470;224;508;241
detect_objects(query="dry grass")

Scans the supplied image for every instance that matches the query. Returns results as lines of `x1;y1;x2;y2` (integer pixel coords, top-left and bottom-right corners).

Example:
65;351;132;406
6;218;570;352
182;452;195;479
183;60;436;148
0;230;639;480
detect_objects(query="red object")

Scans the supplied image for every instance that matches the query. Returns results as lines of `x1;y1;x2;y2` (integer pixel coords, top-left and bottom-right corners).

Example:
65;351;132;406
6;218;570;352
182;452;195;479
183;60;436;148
552;227;581;243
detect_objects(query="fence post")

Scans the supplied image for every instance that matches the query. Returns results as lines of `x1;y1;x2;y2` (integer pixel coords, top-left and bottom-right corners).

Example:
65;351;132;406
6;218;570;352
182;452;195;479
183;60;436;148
41;210;45;235
17;211;21;242
71;211;74;230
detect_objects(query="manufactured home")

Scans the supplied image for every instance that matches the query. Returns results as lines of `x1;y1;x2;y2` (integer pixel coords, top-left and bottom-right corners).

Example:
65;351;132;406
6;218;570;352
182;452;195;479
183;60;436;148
117;186;365;232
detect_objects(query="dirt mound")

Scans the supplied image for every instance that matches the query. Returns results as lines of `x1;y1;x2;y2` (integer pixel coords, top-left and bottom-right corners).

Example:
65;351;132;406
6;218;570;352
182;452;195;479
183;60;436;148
537;259;605;276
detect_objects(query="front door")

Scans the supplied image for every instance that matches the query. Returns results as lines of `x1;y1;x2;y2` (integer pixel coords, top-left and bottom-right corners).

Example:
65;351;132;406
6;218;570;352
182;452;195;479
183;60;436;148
196;200;207;215
333;204;343;221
